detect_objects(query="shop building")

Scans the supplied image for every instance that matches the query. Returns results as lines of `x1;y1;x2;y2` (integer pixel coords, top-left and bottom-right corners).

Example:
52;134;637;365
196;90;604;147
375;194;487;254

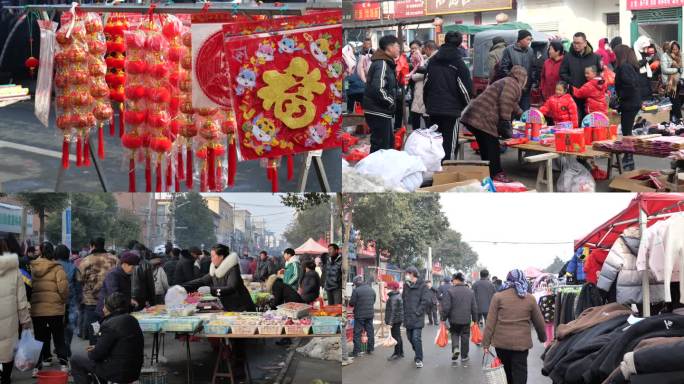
624;0;683;46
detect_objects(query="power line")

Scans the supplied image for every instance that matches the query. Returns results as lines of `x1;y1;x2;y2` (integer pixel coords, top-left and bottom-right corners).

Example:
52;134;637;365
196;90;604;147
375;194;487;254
466;240;574;245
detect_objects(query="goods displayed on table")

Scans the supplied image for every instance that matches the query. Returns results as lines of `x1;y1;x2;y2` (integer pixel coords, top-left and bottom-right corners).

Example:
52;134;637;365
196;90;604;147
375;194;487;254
41;6;341;192
593;135;684;158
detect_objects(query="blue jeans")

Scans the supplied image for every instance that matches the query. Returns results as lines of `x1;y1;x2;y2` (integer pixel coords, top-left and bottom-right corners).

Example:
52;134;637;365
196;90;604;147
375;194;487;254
352;318;374;355
406;328;423;362
82;305;100;345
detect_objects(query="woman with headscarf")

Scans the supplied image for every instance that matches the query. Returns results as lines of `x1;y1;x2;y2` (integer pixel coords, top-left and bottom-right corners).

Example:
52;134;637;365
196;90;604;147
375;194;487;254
660;41;683;122
482;269;546;384
460;65;527;182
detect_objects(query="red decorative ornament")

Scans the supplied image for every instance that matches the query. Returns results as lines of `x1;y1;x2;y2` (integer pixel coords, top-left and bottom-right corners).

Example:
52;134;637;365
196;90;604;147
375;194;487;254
25;56;39;77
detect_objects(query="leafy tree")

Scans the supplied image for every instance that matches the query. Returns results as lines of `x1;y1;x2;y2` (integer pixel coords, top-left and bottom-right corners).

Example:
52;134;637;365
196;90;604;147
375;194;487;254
429;229;479;272
281;193;331;211
282;198;341;247
351;193;450;268
110;210;142;249
17;193;69;243
46;193;118;250
174;192;216;249
544;256;566;274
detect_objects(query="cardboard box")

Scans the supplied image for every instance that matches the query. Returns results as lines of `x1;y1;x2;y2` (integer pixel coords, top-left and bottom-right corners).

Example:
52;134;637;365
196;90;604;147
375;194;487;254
609;169;668;192
419;164;490;192
638;108;671;125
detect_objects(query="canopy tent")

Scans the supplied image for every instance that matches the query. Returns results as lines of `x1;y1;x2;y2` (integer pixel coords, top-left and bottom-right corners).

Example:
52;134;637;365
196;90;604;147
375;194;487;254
295;238;329;255
575;193;684;251
442;21;532;35
524;267;544;279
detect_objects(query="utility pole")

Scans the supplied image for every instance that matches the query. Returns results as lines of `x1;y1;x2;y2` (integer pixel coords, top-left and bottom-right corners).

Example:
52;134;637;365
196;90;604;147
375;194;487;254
329;198;334;244
147;193;154;247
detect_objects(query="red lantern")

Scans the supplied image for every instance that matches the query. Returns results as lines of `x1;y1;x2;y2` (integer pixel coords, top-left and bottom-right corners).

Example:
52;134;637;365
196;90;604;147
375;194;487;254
25;56;39;76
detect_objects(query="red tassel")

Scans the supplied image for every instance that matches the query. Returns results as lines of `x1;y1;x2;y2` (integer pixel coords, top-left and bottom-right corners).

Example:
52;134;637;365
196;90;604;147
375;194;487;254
109;113;115;136
76;136;83;167
228;135;237;188
98;125;105;159
174;169;180;192
271;163;278;193
199;163;207;192
166;159;172;189
145;153;152;192
119;103;125;138
128;156;136;192
156;160;162;193
61;137;70;169
84;135;91;167
186;146;193;189
177;149;185;180
215;162;223;191
207;146;216;191
287;155;294;180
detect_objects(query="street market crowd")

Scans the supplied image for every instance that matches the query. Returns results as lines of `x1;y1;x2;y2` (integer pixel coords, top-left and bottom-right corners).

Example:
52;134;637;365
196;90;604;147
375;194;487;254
348;267;546;384
345;28;684;180
0;234;343;384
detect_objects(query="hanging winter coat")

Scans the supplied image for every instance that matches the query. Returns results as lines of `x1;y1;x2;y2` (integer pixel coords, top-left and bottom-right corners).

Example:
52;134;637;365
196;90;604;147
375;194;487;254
567;248;586;282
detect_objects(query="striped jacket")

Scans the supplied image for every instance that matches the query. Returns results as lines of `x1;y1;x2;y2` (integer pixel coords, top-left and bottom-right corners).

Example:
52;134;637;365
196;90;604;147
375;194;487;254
362;50;398;119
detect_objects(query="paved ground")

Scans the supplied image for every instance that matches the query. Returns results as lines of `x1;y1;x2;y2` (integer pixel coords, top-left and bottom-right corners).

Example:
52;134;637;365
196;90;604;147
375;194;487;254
0;90;341;192
343;321;551;384
11;332;340;384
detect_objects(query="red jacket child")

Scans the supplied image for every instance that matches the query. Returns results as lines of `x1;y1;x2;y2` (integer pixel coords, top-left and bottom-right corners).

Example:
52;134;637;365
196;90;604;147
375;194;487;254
539;93;578;127
572;77;608;114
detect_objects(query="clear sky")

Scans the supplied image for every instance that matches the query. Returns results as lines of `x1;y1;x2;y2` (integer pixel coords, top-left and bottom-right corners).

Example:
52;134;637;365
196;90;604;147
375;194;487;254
201;193;296;237
441;193;636;278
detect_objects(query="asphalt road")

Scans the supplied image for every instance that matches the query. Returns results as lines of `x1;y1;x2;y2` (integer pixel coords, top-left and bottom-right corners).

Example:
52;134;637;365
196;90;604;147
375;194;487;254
0;98;341;193
342;321;551;384
11;331;340;384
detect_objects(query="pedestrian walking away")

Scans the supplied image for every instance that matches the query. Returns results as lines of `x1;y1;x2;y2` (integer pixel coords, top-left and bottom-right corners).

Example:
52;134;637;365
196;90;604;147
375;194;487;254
402;267;431;368
441;272;478;363
350;275;376;358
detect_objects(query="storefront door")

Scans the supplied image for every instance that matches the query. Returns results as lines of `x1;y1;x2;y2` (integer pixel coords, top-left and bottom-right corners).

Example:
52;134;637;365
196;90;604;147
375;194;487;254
631;7;682;46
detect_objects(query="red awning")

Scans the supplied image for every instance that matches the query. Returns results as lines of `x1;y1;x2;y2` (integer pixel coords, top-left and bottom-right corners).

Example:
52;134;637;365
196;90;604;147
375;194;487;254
524;267;544;279
576;193;684;250
295;238;329;255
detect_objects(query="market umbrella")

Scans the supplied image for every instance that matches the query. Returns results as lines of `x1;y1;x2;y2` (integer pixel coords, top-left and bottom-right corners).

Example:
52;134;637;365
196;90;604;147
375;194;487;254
576;193;684;250
294;238;329;255
524;267;544;279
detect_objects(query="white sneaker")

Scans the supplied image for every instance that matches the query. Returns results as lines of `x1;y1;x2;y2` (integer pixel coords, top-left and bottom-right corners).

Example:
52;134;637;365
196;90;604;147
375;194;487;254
415;360;424;368
32;368;39;378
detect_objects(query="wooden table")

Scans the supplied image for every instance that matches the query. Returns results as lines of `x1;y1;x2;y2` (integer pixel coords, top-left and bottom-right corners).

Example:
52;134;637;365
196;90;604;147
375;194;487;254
509;141;610;192
201;333;339;384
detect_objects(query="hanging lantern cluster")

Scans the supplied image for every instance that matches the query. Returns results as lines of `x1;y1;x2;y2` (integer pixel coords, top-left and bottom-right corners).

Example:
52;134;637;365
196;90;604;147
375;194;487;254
104;14;128;137
84;13;112;161
177;28;197;190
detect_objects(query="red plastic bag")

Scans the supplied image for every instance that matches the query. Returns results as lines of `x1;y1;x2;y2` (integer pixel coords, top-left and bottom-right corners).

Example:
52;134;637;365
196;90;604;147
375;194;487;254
394;126;407;150
435;322;449;348
471;322;483;344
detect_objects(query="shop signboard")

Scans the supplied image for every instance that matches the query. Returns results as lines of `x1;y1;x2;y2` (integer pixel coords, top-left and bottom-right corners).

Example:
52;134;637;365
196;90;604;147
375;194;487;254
627;0;684;10
395;0;426;19
426;0;513;15
353;2;381;21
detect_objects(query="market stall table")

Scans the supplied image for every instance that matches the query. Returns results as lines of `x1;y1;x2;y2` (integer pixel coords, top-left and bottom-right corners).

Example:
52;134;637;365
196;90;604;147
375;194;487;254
509;141;611;192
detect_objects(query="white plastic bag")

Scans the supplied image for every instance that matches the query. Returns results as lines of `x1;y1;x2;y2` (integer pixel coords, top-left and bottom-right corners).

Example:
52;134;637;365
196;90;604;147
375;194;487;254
14;330;43;372
165;285;188;307
35;20;58;127
380;332;397;347
557;157;596;192
404;125;445;178
354;149;427;192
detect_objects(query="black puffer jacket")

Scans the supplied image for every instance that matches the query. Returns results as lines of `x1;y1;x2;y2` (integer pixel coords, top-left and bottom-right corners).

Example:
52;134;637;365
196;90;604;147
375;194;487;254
615;64;644;112
255;257;277;282
384;291;403;325
324;254;342;291
350;282;376;320
499;43;537;90
423;44;473;117
89;311;144;383
132;258;156;307
174;254;199;285
441;284;478;325
560;45;603;89
402;279;430;329
300;270;321;303
182;253;256;312
362;50;398;119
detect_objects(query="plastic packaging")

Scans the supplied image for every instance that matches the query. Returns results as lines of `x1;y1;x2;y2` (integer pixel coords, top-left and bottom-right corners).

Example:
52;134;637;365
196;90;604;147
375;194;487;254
35;20;58;127
354;149;426;192
14;330;43;371
557;157;596;192
404;125;445;178
165;285;188;307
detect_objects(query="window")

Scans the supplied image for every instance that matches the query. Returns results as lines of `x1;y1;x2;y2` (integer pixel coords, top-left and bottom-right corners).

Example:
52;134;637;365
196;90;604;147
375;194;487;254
406;28;435;44
606;13;620;40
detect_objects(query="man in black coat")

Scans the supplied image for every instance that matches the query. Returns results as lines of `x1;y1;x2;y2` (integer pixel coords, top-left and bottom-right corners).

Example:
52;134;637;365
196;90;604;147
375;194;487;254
423;30;473;161
325;243;343;305
255;250;277;282
441;273;478;362
499;29;537;111
131;246;156;308
363;35;401;153
402;266;431;368
266;274;304;307
425;280;439;325
350;275;376;357
97;251;139;317
300;260;321;303
163;248;180;286
71;292;144;384
560;32;603;121
384;281;404;361
174;249;200;285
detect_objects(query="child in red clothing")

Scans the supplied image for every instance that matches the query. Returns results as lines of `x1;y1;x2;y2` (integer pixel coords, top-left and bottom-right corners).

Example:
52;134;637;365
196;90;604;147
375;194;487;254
572;66;608;115
539;81;579;127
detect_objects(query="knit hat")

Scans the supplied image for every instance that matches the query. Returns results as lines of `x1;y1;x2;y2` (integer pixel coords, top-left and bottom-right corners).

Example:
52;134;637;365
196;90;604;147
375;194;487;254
517;29;532;42
120;251;140;266
353;275;364;286
492;36;505;45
